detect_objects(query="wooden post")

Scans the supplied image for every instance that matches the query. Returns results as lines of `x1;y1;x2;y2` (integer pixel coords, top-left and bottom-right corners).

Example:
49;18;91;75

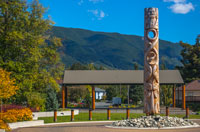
89;109;92;120
126;108;130;119
54;110;57;122
182;85;186;110
107;108;111;120
92;86;95;110
62;85;65;109
127;85;130;105
65;86;68;108
186;106;189;118
166;107;169;116
71;109;74;121
173;85;176;108
178;86;180;105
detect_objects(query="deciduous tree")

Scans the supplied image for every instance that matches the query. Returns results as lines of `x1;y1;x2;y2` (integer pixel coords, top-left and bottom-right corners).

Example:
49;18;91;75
0;0;64;107
0;69;18;99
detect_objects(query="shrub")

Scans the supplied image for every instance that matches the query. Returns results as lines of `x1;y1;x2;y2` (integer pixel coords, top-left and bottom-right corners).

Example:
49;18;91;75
1;108;32;123
26;92;46;111
0;119;10;131
108;105;113;108
131;105;136;108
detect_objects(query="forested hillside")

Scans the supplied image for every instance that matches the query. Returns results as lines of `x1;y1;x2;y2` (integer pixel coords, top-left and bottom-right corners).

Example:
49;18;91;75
52;26;182;69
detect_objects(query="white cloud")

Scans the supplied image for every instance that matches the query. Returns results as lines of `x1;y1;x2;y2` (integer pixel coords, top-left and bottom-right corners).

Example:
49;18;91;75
89;0;104;3
163;0;186;3
169;2;194;14
100;10;105;18
163;0;194;14
88;9;107;20
78;0;84;5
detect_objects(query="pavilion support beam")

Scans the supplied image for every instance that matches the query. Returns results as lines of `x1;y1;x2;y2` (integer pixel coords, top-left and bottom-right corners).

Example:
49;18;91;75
178;87;180;105
173;84;176;108
65;86;68;108
92;86;95;110
62;85;65;109
182;84;186;110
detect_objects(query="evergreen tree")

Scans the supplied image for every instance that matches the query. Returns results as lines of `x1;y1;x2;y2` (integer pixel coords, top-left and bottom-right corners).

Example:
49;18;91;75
129;85;143;105
45;87;59;111
176;35;200;83
105;86;118;100
129;63;143;105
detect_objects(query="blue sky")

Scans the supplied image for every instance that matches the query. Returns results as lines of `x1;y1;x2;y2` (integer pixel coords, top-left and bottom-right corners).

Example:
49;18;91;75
39;0;200;44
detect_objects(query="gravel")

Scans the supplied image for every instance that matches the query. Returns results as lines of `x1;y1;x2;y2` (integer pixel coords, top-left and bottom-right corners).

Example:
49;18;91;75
112;116;199;128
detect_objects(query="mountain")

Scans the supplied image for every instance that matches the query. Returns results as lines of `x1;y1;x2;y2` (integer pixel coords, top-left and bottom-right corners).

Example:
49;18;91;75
51;26;182;69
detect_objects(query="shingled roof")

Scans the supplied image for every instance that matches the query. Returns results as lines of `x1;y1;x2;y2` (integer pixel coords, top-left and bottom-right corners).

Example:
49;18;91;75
185;80;200;91
63;70;184;85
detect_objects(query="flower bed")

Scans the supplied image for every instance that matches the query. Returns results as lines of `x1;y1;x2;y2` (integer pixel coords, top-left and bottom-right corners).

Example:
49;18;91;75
0;108;33;130
0;104;38;112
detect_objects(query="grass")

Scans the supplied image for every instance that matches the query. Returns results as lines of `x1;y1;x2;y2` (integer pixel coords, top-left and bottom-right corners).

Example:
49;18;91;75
38;113;200;124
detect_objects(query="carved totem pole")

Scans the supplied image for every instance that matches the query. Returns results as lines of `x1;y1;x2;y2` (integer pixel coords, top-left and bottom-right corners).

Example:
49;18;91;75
144;8;160;115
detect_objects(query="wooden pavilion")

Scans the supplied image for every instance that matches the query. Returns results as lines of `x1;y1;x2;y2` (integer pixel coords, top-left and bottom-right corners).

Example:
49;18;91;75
62;70;185;110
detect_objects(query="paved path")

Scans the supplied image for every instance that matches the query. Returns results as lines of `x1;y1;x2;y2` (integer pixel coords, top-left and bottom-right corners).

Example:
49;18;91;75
11;121;200;132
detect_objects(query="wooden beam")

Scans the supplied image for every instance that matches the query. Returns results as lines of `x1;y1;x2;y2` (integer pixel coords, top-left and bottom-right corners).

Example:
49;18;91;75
107;108;111;120
178;87;179;105
65;86;68;108
126;108;130;119
186;106;189;118
54;110;57;122
92;86;95;110
182;85;186;110
173;84;176;108
71;109;74;121
166;107;169;116
62;85;65;109
89;109;92;120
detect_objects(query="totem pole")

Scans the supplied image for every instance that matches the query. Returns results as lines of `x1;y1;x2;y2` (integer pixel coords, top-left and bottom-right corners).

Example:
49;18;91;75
144;8;160;115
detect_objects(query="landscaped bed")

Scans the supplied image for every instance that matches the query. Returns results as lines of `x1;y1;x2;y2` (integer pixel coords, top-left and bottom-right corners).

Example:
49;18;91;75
38;113;200;123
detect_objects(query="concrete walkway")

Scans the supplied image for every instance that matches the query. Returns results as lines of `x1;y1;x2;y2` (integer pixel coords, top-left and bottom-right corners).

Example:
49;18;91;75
11;120;200;132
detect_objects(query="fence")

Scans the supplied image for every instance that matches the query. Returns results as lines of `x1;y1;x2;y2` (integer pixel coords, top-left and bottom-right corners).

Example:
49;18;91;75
50;107;191;123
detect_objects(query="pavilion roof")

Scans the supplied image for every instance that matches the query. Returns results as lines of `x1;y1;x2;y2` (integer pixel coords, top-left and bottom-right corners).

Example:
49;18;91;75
63;70;184;85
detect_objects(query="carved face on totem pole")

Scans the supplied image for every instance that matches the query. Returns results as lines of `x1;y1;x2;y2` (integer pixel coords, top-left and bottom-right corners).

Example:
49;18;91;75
144;8;160;115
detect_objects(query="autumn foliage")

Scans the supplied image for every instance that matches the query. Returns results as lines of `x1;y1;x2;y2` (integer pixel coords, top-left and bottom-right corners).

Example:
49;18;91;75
1;108;32;123
0;69;19;99
0;108;32;130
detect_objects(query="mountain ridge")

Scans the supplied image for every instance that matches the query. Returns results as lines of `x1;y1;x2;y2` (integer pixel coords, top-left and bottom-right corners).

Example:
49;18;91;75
51;26;182;69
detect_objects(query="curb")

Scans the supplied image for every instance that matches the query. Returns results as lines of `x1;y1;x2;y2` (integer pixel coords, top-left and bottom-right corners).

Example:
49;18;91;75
8;120;44;130
44;121;115;126
105;125;200;130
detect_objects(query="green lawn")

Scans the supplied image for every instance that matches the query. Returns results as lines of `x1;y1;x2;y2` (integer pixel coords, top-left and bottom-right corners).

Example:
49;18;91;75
38;113;200;123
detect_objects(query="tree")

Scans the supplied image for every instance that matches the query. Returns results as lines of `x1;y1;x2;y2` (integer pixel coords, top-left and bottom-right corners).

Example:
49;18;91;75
45;86;59;111
105;86;118;100
160;63;173;106
133;63;139;70
0;68;19;113
0;0;64;107
26;92;46;111
129;62;143;105
176;35;200;83
160;85;173;106
129;85;143;105
0;69;19;99
69;63;88;70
